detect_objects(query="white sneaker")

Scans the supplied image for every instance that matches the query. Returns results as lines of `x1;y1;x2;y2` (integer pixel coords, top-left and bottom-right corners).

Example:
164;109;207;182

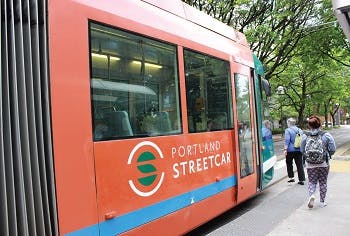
308;195;315;209
320;202;327;208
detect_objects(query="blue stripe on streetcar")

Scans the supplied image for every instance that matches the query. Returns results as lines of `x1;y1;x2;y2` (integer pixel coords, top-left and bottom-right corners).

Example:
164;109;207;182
66;175;237;236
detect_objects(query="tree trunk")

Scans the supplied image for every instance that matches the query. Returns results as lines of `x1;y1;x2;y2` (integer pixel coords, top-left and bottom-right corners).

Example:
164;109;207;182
323;103;330;128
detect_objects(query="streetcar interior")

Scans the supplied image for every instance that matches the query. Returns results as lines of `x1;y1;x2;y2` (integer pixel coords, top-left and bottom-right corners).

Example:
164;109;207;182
184;50;233;133
90;23;181;140
90;22;234;141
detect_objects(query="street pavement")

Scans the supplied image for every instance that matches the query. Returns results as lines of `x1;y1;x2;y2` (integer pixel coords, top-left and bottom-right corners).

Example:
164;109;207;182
194;127;350;236
267;142;350;236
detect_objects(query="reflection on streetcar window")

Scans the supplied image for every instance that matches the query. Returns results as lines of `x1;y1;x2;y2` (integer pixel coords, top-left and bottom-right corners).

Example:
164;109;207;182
235;74;254;177
184;50;233;133
89;23;182;141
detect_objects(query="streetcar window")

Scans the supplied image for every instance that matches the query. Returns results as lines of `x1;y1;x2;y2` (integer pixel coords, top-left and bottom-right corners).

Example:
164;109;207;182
260;78;271;118
184;50;233;133
235;74;254;177
261;79;271;99
89;23;181;141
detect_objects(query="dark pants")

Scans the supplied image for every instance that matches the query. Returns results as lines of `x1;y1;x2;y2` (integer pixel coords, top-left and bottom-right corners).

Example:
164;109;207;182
286;151;305;181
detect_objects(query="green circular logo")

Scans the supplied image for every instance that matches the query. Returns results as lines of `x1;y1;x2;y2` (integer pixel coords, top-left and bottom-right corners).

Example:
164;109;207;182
137;152;157;186
128;141;165;197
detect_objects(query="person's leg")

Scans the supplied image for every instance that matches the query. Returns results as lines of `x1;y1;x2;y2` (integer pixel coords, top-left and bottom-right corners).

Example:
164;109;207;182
307;167;318;208
319;166;330;204
294;152;305;182
286;152;294;180
307;168;317;195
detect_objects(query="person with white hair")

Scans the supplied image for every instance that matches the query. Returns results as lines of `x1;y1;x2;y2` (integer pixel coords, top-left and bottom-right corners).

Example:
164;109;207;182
262;120;272;141
284;117;305;185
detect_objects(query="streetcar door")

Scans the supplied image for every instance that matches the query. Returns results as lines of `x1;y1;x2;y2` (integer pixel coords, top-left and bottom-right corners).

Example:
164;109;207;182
234;73;258;203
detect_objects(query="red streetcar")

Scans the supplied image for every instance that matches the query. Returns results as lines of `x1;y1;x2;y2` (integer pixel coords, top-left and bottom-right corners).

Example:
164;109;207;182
0;0;275;235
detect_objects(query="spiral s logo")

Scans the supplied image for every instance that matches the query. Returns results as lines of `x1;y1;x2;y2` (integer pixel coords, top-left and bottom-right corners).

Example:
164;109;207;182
128;141;165;197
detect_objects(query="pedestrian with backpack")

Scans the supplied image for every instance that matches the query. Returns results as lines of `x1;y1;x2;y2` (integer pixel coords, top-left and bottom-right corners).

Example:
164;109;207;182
301;115;336;209
284;117;305;185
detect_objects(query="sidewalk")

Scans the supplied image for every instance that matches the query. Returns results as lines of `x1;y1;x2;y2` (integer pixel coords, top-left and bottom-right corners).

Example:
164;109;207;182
272;134;284;142
267;143;350;236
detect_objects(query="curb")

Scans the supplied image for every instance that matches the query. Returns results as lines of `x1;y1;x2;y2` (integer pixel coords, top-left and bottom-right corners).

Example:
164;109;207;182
333;142;350;160
276;155;285;161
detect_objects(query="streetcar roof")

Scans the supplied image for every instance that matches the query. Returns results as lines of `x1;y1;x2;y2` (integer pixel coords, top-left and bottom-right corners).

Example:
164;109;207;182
141;0;248;46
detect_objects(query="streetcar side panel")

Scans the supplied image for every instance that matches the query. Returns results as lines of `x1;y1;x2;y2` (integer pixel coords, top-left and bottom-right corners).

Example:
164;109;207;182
252;55;276;189
48;0;257;235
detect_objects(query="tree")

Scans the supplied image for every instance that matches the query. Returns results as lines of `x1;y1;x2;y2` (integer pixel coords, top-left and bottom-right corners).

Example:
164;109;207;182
270;49;350;128
183;0;350;124
311;0;350;68
183;0;323;79
281;0;350;125
271;57;325;127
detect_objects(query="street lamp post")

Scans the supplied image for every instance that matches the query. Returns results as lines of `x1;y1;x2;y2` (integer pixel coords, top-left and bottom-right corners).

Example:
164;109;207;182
276;85;286;136
334;103;340;126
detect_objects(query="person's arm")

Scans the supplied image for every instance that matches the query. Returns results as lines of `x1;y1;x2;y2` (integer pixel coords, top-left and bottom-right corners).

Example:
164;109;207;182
284;129;291;155
325;133;336;156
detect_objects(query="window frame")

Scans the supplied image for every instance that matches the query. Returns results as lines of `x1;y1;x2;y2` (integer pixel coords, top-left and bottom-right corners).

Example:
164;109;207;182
183;48;234;133
88;21;183;141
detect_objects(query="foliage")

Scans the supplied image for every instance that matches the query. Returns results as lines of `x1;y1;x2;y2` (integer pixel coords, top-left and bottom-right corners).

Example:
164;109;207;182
183;0;350;126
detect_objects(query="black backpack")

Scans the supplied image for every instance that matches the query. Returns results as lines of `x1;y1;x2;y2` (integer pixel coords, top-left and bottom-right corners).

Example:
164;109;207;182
304;131;327;164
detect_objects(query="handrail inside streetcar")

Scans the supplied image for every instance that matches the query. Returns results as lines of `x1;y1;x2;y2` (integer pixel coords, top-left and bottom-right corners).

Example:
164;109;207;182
91;78;157;96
